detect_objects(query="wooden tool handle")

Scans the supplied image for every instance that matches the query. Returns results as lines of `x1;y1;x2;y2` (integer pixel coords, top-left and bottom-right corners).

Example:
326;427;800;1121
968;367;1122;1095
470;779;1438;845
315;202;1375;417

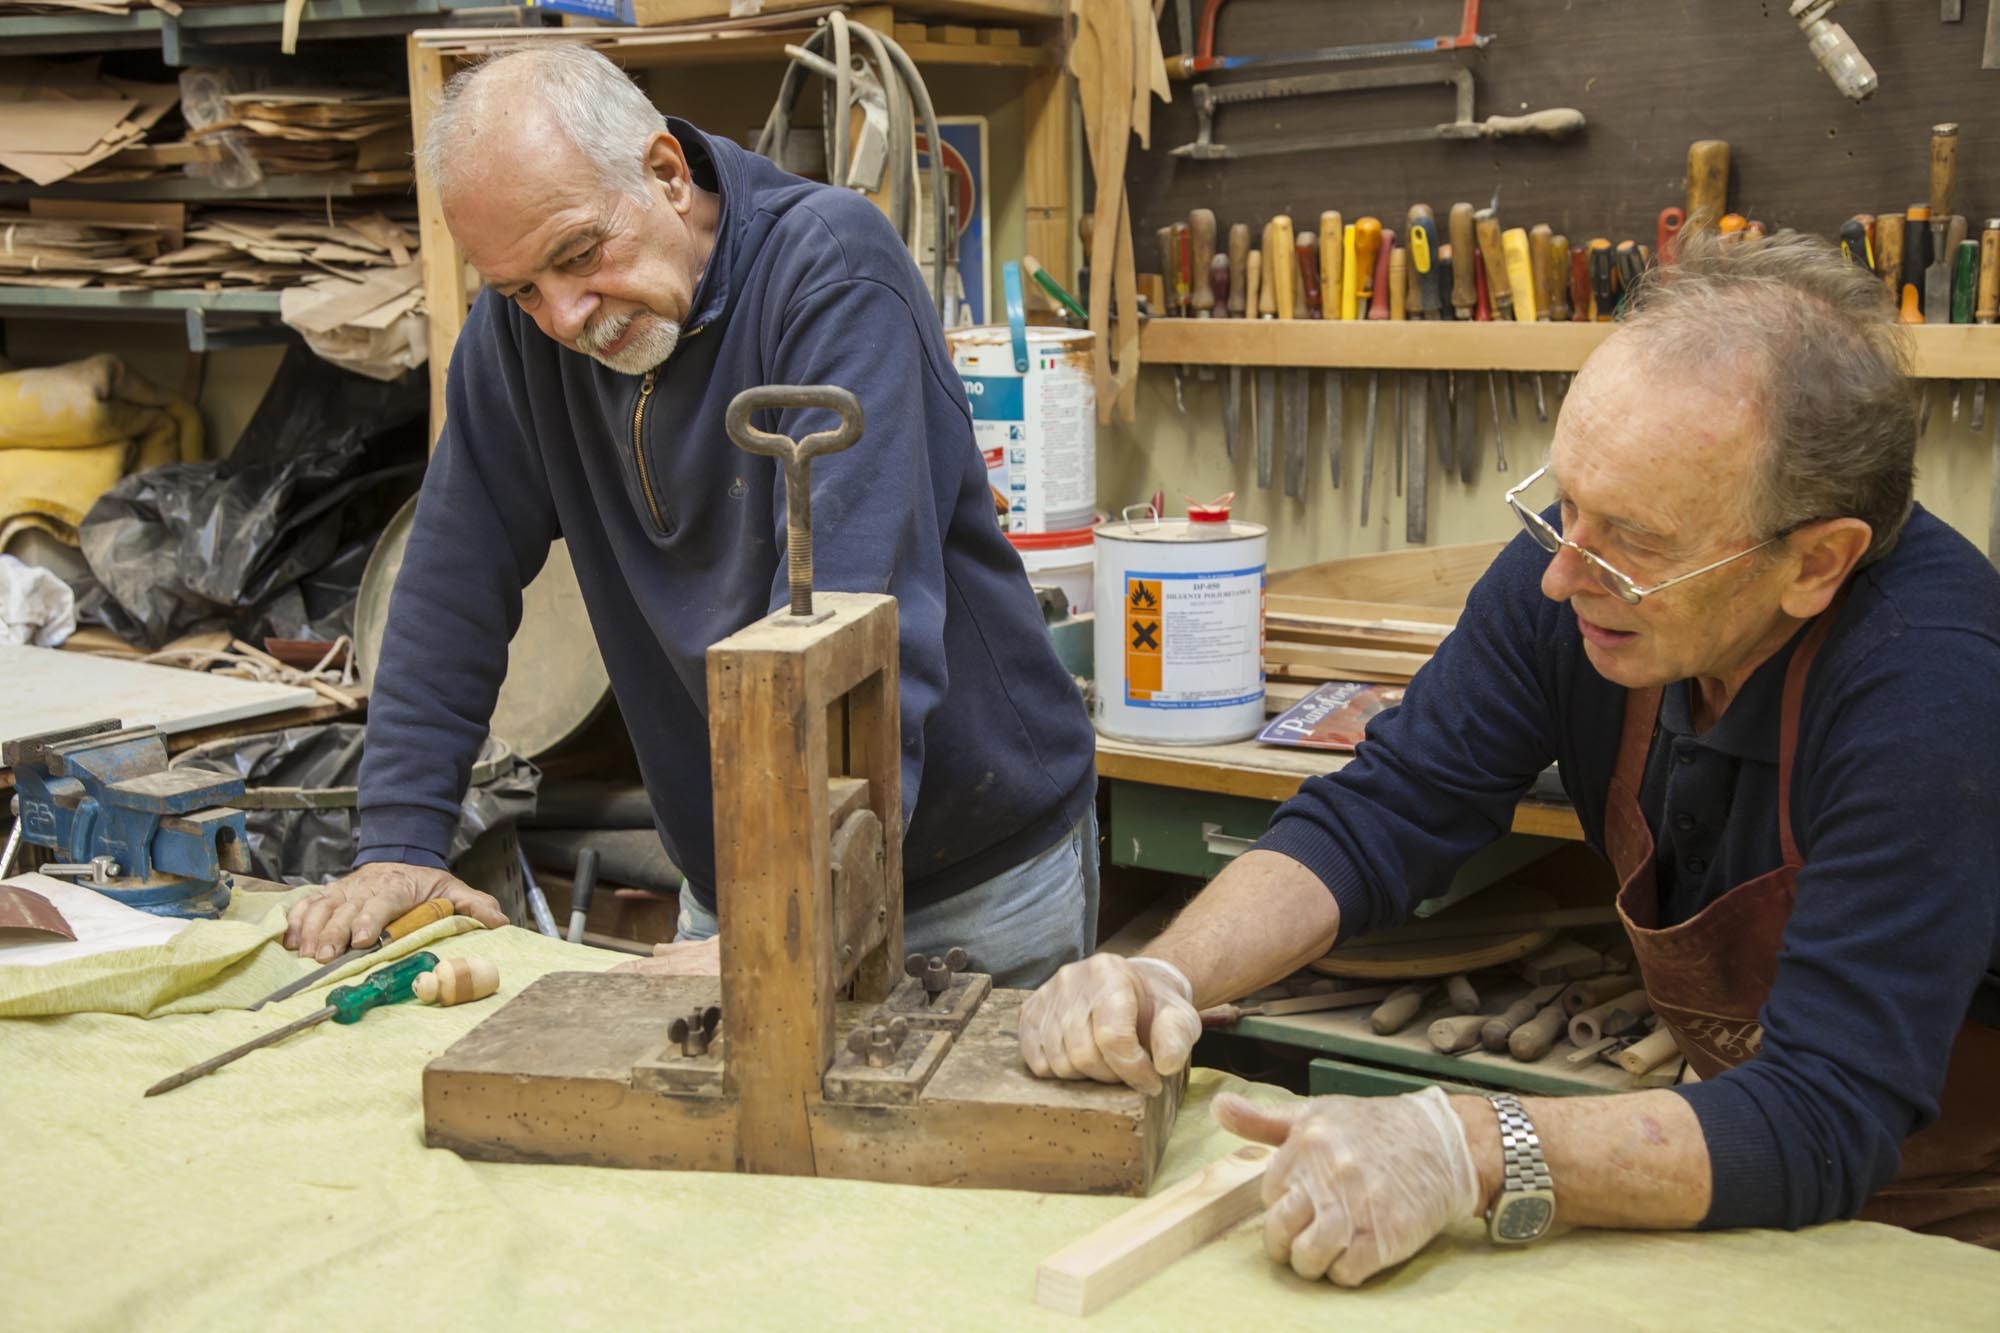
1319;211;1342;318
1480;109;1586;139
1569;988;1654;1046
412;955;499;1006
1685;139;1730;229
1406;204;1439;315
1876;217;1904;302
1369;982;1434;1035
1474;209;1510;310
1353;217;1383;307
1295;231;1321;317
1508;996;1569;1062
1528;225;1553;321
383;898;453;943
1900;206;1931;323
1502;228;1537;322
1547;235;1572;321
1616;1025;1682;1076
1226;222;1250;317
1448;203;1477;317
1368;227;1396;319
1189;210;1217;315
1388;246;1408;321
1482;983;1563;1052
1978;221;2000;324
1428;1013;1487;1054
1155;226;1178;309
1247;247;1266;319
1930;123;1959;219
1445;973;1480;1014
1562;972;1636;1016
1271;215;1295;319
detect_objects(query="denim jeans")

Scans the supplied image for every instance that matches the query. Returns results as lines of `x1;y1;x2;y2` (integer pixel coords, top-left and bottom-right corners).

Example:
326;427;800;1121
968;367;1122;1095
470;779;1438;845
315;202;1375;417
675;807;1099;989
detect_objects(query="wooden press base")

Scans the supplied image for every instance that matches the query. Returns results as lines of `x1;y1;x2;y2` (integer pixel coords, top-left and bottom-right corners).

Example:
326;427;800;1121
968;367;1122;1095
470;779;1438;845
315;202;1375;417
422;973;1182;1196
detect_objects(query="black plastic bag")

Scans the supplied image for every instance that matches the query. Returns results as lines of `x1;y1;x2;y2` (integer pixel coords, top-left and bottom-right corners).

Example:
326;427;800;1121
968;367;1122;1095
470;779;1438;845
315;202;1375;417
71;346;426;649
171;723;540;886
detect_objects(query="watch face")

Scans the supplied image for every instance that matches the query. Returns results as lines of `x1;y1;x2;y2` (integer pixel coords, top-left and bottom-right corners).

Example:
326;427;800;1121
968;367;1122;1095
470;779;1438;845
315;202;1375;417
1494;1194;1555;1243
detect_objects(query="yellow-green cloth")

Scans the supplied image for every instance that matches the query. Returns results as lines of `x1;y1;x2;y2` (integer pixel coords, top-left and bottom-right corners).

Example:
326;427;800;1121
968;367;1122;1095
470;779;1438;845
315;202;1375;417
3;923;1994;1332
0;886;481;1019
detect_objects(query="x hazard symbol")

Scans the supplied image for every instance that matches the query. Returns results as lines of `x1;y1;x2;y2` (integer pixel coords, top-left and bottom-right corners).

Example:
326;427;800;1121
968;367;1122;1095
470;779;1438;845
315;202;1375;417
1130;620;1159;650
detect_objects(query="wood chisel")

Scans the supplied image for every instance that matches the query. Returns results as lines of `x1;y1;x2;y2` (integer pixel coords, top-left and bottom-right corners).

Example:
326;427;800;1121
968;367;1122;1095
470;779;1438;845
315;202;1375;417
1547;233;1573;404
1223;222;1250;460
1899;205;1931;324
1295;227;1330;489
250;898;455;1011
1527;223;1553;423
1502;224;1537;421
1388;243;1406;515
1446;204;1478;475
1685;138;1730;231
1408;204;1450;477
1273;214;1307;499
1402;214;1431;544
149;951;445;1097
1199;985;1395;1028
1155;225;1186;412
1188;208;1217;383
1974;219;1998;438
1876;209;1904;304
1358;230;1392;528
1476;207;1520;423
1319;210;1344;490
1948;223;1971;422
1254;223;1276;488
1444;243;1477;482
1927;124;1958;322
1473;245;1506;475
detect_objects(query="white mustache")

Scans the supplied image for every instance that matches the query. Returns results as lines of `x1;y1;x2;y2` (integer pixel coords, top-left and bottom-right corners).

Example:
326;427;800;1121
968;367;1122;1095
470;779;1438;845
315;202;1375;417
579;313;633;354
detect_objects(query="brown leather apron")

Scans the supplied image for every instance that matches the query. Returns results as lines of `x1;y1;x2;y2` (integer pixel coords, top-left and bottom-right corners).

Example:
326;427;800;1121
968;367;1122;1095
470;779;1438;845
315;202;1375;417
1605;604;2000;1246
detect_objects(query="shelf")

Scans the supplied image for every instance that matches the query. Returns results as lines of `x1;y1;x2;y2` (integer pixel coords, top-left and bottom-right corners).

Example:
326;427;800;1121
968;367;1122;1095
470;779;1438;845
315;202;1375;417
0;288;283;315
0;171;411;204
1139;318;2000;380
1;0;519;57
417;20;1058;67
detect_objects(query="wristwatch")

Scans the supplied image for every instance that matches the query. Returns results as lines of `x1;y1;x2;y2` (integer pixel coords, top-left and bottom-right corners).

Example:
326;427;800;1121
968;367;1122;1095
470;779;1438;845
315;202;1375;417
1485;1092;1556;1245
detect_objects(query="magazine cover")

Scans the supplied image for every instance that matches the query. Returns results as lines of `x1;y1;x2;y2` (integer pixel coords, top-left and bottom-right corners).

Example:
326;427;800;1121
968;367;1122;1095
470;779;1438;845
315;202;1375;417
1256;680;1405;751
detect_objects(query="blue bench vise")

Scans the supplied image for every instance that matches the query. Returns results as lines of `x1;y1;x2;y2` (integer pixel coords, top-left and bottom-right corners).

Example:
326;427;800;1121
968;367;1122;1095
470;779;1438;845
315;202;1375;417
4;720;251;919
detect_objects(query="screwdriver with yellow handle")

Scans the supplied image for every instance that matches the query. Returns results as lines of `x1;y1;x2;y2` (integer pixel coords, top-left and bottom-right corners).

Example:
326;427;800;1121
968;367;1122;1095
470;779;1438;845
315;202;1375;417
147;951;456;1097
251;898;455;1011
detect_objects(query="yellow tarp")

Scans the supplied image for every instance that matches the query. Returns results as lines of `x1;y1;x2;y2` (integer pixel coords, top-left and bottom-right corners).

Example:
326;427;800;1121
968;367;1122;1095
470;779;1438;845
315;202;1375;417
3;913;1994;1331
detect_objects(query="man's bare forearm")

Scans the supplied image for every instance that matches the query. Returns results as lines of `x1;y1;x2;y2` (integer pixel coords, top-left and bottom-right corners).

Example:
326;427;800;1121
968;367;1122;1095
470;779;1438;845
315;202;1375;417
1143;850;1341;1009
1451;1088;1712;1230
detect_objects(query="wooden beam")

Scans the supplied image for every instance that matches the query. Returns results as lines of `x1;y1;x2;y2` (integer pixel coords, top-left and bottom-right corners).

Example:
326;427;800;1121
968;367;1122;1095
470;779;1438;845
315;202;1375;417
406;35;466;450
1035;1143;1273;1316
1020;61;1071;313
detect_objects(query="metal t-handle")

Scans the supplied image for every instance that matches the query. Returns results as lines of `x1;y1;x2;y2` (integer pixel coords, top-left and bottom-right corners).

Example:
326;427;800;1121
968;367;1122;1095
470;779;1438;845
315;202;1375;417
724;385;866;618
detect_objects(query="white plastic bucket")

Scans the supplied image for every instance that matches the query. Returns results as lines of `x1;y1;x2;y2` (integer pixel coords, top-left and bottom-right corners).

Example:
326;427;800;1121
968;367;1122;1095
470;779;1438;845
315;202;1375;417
1092;508;1267;744
949;325;1095;533
1009;523;1096;616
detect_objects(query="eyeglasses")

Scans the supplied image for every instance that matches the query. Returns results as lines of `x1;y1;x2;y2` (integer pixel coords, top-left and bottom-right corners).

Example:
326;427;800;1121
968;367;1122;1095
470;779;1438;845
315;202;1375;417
1504;464;1789;605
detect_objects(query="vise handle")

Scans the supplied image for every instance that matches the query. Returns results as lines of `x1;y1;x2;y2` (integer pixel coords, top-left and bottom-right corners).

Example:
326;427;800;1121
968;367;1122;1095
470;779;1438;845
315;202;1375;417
724;385;865;619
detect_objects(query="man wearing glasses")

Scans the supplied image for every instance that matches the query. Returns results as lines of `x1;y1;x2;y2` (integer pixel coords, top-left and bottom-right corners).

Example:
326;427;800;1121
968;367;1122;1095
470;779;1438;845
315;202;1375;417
1022;230;2000;1278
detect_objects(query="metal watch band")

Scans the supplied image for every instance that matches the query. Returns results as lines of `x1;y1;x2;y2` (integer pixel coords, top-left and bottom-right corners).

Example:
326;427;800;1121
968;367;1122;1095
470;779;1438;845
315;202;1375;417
1489;1092;1553;1196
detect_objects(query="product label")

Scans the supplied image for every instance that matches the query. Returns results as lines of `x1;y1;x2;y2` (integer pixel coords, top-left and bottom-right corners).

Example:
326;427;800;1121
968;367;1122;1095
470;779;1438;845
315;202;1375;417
1122;566;1264;709
962;354;1093;532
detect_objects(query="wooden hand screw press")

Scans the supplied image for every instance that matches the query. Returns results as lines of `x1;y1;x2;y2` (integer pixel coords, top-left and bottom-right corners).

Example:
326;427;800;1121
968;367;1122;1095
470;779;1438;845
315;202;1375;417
422;385;1182;1194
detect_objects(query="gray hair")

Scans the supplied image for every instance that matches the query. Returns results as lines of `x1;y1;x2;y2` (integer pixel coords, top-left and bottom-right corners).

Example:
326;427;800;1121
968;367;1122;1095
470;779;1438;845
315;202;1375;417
417;44;666;205
1619;228;1919;566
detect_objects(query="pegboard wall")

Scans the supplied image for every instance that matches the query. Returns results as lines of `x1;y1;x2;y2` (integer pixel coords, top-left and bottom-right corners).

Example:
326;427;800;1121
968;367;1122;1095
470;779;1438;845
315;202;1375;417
1127;0;1999;251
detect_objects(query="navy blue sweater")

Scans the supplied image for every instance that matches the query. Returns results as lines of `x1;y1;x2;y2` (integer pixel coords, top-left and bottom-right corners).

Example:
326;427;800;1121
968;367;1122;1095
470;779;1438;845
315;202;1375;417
357;120;1095;912
1260;506;2000;1231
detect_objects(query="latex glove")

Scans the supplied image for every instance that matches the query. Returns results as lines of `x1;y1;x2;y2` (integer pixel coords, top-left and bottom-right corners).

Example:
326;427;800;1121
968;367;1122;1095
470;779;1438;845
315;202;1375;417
1214;1085;1480;1287
285;860;505;962
1018;953;1202;1096
608;936;721;976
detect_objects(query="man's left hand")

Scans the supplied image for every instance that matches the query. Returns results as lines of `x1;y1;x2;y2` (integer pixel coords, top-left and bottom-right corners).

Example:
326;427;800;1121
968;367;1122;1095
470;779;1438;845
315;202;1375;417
1213;1085;1482;1286
608;936;721;976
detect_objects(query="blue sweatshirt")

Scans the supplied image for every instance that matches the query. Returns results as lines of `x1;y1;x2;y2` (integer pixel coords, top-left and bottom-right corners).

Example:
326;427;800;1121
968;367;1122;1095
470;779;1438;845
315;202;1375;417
356;119;1096;913
1260;505;2000;1231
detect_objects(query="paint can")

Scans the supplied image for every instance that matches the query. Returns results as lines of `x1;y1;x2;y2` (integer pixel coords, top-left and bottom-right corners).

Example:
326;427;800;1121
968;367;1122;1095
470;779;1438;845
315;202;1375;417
1092;503;1266;744
1009;520;1098;617
948;324;1095;533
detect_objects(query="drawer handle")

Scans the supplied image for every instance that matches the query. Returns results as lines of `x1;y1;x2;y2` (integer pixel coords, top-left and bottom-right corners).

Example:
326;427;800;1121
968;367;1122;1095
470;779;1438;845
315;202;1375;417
1201;823;1257;860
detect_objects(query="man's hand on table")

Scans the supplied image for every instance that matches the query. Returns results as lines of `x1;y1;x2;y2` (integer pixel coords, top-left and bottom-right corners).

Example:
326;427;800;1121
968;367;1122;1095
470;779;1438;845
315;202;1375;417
608;936;721;976
1213;1086;1483;1287
1018;953;1203;1096
285;861;506;961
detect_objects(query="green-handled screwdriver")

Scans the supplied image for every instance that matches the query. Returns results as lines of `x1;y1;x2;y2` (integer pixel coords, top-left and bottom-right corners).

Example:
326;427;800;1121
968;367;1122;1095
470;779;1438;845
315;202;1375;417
145;951;439;1097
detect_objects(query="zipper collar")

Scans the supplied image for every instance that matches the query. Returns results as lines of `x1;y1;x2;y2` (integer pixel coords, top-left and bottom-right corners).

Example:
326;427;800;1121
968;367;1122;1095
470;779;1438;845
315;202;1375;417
668;117;739;334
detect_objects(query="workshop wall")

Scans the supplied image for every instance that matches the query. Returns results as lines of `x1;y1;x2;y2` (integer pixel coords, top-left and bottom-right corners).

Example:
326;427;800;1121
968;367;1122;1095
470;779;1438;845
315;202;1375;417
1105;0;2000;570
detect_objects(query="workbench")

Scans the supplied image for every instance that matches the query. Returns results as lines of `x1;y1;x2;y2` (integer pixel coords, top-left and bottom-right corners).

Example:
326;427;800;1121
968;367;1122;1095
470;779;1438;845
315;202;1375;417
4;906;1993;1330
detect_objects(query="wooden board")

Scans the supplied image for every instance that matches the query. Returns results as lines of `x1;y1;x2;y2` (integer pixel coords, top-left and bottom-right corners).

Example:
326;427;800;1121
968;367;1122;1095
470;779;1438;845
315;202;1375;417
0;645;315;750
1307;928;1556;980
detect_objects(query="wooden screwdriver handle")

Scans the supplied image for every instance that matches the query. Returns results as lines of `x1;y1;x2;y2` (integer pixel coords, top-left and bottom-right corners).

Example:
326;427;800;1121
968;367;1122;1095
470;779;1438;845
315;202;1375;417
1930;123;1959;219
413;956;499;1006
1319;211;1342;319
1548;235;1572;322
1876;215;1904;303
1529;225;1553;321
1474;208;1510;313
1977;221;2000;325
1388;245;1408;321
1226;222;1250;317
1270;215;1294;319
1448;203;1477;318
1295;232;1321;317
1685;139;1730;230
1188;210;1216;315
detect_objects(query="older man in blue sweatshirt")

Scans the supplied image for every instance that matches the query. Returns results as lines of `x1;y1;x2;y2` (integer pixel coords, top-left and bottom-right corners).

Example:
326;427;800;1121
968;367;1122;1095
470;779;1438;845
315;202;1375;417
283;46;1098;986
1023;232;2000;1274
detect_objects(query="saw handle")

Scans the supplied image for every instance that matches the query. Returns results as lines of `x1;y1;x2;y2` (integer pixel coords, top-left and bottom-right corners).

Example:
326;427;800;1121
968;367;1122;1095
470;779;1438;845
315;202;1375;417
1476;108;1585;139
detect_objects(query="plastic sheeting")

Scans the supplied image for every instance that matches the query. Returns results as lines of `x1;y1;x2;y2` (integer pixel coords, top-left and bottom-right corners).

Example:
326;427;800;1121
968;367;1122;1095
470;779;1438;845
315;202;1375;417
172;723;539;885
71;346;425;650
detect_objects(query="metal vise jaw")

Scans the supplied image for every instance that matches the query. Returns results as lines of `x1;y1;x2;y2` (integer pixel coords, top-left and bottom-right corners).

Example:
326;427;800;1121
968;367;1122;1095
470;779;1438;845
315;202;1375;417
4;720;250;919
